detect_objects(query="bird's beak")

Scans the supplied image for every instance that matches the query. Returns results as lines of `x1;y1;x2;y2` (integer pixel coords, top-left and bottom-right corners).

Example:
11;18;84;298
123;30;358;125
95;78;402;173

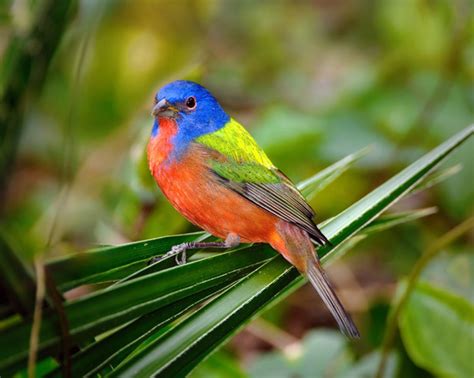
152;99;178;118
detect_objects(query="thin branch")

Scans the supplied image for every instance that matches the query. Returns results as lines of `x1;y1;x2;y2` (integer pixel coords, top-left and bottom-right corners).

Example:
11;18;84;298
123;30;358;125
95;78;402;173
27;256;46;378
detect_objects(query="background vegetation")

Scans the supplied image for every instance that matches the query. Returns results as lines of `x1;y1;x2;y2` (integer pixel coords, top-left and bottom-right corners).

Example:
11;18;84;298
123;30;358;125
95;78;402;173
0;0;472;377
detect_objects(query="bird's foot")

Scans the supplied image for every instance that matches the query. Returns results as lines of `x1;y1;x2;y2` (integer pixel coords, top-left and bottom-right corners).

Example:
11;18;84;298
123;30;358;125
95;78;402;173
172;244;188;265
147;234;241;266
148;242;189;266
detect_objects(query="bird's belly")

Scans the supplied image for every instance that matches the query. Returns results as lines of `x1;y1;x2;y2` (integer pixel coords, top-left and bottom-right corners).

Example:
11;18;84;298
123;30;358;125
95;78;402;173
153;158;278;243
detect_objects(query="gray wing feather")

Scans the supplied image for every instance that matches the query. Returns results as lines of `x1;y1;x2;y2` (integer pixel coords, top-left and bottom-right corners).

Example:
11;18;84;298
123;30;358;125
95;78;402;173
215;172;330;245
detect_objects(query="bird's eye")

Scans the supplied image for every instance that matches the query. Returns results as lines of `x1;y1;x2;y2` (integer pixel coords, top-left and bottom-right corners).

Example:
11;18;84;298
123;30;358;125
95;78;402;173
185;96;196;109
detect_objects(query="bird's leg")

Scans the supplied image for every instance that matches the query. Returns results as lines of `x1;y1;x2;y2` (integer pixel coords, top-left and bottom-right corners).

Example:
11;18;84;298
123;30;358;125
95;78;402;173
148;233;240;265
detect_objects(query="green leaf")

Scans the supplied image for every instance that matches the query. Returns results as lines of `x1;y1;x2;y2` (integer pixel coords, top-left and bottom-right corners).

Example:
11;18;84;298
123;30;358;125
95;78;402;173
110;125;473;377
362;207;437;234
322;126;471;246
0;246;274;374
47;232;205;290
411;164;462;194
400;282;473;378
108;233;215;287
316;207;438;263
399;252;474;378
420;250;473;303
110;257;300;377
47;284;232;378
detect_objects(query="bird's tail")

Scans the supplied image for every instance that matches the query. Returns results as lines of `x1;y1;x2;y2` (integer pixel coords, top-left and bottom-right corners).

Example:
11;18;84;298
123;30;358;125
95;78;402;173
306;256;360;339
272;222;360;339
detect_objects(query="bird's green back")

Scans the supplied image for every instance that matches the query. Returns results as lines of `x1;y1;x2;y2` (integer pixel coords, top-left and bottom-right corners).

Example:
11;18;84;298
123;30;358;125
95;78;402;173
196;118;280;184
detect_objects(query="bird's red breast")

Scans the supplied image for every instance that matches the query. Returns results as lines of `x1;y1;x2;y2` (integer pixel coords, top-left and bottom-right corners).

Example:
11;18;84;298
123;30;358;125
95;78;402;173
147;118;178;176
148;131;288;249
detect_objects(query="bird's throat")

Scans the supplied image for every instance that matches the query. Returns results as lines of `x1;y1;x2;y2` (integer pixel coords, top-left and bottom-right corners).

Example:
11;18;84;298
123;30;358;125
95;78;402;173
148;118;179;172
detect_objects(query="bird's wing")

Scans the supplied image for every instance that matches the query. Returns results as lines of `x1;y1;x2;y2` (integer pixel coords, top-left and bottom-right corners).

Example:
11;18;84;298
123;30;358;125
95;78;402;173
195;118;329;245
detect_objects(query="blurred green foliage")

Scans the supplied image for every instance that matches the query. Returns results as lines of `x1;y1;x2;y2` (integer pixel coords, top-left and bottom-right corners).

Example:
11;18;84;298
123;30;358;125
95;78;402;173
399;251;473;377
1;0;473;377
248;330;398;378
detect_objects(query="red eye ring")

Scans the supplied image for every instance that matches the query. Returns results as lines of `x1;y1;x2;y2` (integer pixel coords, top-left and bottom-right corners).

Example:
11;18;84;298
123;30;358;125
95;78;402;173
185;96;196;109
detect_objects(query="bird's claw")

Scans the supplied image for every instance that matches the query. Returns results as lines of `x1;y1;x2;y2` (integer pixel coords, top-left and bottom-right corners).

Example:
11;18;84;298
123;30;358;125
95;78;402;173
147;243;188;266
171;244;187;265
175;251;187;265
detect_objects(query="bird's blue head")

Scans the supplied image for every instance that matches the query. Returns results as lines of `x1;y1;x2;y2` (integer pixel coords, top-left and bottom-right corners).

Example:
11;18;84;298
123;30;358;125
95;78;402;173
151;80;230;158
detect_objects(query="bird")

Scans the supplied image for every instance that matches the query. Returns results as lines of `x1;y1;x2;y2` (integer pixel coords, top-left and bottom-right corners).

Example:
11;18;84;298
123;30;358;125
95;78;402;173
147;80;360;338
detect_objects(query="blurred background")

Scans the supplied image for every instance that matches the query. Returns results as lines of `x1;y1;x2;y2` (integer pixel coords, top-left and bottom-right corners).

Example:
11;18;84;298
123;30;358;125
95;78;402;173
1;0;473;377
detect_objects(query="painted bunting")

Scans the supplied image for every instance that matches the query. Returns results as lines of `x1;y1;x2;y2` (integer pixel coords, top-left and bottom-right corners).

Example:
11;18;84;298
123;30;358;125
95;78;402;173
147;80;359;338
